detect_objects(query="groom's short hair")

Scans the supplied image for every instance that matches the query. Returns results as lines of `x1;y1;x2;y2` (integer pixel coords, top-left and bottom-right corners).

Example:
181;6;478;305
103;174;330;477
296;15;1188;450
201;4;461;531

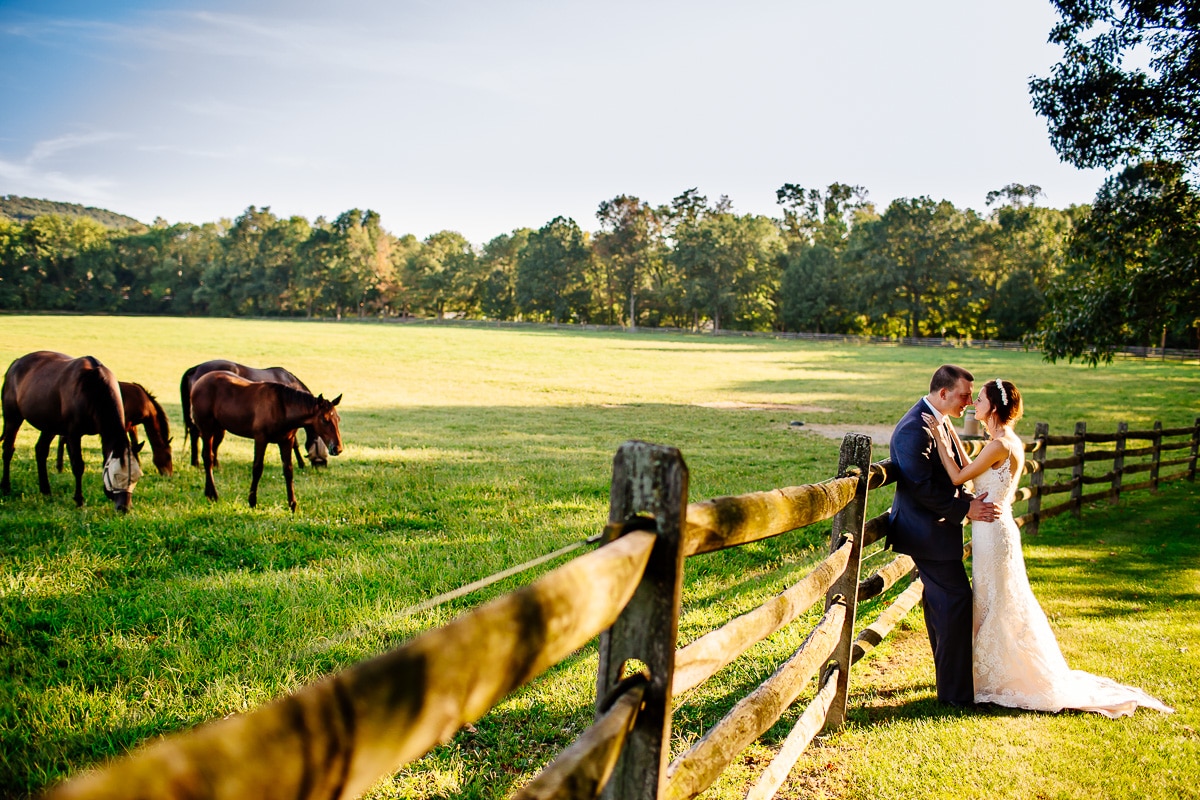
930;364;973;393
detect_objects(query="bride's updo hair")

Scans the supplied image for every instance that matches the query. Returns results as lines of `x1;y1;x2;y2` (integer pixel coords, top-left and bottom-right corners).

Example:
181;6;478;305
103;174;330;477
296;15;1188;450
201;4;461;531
982;378;1023;426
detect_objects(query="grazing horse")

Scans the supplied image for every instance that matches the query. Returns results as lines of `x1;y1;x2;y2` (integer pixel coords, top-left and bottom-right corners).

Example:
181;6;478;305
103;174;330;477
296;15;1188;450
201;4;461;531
1;351;143;512
181;360;328;469
56;381;173;477
189;370;343;511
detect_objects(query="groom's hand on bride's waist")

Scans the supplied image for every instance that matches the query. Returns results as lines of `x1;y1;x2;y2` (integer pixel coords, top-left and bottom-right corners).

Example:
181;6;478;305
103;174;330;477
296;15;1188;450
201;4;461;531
968;492;996;522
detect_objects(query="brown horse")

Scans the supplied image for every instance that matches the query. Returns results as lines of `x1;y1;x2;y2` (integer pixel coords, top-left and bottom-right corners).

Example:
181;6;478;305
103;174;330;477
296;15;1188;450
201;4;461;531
181;360;328;469
1;351;143;512
56;381;173;477
189;370;343;511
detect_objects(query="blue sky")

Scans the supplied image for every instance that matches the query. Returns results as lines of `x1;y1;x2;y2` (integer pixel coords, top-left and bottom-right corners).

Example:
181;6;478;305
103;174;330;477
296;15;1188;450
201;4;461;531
1;0;1108;244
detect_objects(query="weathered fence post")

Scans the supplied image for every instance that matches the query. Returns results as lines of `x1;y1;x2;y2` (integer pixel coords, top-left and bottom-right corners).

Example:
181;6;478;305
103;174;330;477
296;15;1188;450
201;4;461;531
1071;422;1086;518
1189;417;1199;482
597;441;689;800
1028;422;1048;536
1113;421;1127;504
1151;421;1163;492
822;433;872;731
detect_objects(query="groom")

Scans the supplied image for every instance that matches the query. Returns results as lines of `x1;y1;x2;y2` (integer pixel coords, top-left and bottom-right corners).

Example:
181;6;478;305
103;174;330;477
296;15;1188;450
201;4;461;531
888;364;995;708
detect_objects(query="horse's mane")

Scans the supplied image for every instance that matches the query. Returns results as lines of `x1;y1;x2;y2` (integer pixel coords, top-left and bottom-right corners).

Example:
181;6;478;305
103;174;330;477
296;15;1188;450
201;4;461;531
281;370;311;394
133;382;163;410
78;359;111;403
272;381;323;409
134;382;171;439
79;360;127;448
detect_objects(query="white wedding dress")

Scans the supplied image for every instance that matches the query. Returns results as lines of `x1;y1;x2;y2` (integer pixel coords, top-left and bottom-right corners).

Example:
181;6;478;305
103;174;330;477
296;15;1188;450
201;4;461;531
969;458;1174;717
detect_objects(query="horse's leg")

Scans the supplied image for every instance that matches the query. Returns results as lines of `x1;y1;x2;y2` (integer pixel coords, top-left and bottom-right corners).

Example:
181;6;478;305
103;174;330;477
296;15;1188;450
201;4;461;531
34;430;55;497
248;440;268;509
279;440;296;512
201;434;219;502
65;435;86;507
212;430;224;470
189;425;200;468
0;410;22;495
56;436;65;472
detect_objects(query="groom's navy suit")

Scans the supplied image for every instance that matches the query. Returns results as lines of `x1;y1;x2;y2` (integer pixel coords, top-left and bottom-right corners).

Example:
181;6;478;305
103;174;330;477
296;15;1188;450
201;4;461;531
888;398;976;705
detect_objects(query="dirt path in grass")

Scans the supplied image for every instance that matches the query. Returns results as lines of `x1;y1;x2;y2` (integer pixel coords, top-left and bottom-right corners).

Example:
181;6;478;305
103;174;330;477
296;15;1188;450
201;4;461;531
694;401;896;447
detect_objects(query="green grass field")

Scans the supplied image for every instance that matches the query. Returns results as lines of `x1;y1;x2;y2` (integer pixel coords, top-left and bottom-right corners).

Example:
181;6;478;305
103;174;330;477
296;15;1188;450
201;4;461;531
0;315;1196;799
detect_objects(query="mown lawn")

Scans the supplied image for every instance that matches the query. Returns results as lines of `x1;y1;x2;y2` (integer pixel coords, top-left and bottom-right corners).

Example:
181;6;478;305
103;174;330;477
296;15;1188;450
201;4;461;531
0;315;1196;799
777;480;1199;800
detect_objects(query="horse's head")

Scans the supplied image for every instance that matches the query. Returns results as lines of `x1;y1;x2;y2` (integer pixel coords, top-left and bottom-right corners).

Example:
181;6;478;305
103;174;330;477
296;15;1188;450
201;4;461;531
153;435;174;477
311;394;343;457
306;435;330;467
144;396;174;476
103;442;144;513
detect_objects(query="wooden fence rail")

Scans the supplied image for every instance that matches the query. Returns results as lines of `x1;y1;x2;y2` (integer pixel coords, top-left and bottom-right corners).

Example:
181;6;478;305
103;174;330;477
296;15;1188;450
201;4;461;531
963;417;1199;536
47;418;1197;800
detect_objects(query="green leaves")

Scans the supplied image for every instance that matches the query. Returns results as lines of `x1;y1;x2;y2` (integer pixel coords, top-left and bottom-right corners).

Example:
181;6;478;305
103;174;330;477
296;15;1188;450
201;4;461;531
1038;161;1200;363
516;217;593;324
1031;0;1200;170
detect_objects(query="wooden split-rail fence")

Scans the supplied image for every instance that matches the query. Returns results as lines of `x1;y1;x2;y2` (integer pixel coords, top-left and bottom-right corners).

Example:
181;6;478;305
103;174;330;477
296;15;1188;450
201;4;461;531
49;419;1200;800
1013;418;1200;534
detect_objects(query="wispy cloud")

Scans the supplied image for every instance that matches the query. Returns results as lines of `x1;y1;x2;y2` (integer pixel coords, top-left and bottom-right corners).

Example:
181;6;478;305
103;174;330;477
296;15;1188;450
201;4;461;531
5;7;540;108
29;131;124;162
124;9;529;99
0;157;117;203
0;128;125;204
137;142;250;160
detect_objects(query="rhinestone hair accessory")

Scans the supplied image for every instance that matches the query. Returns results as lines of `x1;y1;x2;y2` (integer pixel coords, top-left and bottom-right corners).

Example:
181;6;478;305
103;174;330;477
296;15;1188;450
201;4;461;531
995;378;1007;406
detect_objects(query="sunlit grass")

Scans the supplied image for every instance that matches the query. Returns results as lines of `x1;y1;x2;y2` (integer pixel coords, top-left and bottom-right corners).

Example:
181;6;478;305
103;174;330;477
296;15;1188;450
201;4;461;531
0;315;1196;799
778;481;1199;800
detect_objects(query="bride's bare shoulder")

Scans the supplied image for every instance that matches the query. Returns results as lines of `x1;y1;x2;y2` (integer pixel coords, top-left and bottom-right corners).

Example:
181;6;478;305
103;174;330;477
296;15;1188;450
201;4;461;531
1004;433;1024;471
978;437;1010;469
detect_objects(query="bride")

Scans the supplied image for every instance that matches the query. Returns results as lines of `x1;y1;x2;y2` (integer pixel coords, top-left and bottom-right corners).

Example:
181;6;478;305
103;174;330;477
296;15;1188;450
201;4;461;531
923;378;1173;717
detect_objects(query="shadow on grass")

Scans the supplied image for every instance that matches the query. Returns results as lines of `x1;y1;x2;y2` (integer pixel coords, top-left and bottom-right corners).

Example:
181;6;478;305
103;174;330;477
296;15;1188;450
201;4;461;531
4;405;1191;799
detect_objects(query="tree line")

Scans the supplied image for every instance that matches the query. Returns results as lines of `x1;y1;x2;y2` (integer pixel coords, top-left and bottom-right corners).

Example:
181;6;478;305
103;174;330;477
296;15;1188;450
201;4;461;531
3;1;1200;364
0;183;1098;339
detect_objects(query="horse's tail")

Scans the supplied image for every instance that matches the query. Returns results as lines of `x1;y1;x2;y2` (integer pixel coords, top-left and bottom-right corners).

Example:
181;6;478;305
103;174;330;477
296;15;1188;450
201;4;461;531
181;366;200;467
180;367;198;434
0;362;15;447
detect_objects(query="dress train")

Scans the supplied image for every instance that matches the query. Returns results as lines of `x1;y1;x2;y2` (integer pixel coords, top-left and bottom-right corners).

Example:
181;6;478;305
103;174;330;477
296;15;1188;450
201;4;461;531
970;460;1173;718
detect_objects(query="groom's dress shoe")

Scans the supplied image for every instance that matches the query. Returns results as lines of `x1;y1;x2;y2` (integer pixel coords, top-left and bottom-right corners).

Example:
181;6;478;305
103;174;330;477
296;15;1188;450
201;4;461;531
943;700;976;709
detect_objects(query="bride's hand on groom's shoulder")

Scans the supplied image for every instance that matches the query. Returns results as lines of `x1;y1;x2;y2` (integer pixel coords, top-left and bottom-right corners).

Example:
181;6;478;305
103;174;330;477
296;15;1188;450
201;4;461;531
921;413;945;446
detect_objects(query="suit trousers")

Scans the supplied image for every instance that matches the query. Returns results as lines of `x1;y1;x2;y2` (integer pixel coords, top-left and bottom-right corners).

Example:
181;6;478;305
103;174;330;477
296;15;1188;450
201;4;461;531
912;556;973;705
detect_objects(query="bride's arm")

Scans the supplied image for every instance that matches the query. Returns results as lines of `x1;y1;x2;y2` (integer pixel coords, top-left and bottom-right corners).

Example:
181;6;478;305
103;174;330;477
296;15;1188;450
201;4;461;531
924;414;1008;486
945;422;968;458
944;423;977;493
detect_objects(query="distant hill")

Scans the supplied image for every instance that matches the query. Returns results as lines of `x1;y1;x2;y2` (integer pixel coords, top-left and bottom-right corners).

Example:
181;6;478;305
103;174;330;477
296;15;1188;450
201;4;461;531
0;195;146;230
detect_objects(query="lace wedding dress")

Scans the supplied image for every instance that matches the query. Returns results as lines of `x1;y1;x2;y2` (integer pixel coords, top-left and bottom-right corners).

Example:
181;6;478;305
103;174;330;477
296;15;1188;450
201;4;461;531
970;458;1174;717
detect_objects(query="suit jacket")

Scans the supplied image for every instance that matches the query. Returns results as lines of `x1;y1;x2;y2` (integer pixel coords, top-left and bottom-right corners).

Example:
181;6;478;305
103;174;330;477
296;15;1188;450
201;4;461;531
887;399;974;561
